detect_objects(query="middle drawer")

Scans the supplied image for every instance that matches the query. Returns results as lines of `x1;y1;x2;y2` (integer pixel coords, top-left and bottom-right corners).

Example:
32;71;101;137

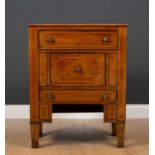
39;53;106;87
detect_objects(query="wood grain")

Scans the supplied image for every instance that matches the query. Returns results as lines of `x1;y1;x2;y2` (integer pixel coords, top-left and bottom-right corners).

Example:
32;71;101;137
51;53;106;86
39;90;116;103
30;123;39;148
39;30;118;49
39;104;51;121
117;27;127;122
39;54;48;86
29;27;39;121
108;54;117;86
104;104;117;122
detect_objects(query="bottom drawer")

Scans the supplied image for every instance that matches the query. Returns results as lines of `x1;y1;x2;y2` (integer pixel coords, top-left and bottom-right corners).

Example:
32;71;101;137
39;90;116;103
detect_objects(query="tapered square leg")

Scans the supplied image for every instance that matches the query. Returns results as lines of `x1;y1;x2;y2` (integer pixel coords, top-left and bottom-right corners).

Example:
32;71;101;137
117;122;125;147
39;123;43;137
31;123;39;148
112;123;117;136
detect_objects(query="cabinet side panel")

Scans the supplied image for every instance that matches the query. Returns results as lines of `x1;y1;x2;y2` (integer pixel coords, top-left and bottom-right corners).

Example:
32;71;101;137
29;27;39;121
117;27;127;121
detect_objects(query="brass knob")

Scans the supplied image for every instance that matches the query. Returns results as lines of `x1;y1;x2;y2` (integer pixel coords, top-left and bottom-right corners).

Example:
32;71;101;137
101;94;107;100
47;37;54;43
74;66;81;72
48;93;54;99
102;36;109;42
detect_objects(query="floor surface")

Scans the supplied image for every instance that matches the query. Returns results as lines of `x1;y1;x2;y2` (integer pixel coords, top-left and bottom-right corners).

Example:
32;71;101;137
5;119;148;155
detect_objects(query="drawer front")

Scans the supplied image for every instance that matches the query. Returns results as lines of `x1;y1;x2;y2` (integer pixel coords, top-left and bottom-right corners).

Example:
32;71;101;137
39;31;118;49
39;90;116;103
51;53;105;86
39;53;117;87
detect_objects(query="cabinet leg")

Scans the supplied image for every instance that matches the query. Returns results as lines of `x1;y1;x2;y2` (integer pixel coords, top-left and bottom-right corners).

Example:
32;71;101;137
112;123;117;136
39;123;43;137
117;122;125;147
31;123;39;148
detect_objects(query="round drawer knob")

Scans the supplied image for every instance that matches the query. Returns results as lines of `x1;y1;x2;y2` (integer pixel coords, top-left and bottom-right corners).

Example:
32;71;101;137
48;93;54;99
74;66;81;72
102;36;109;42
47;37;54;43
101;94;107;100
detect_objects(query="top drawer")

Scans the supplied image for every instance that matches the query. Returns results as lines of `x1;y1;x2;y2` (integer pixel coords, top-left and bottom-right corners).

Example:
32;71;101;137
38;30;118;49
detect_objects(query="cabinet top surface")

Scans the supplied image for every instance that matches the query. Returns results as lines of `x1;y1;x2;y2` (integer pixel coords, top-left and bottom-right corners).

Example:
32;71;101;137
28;24;128;27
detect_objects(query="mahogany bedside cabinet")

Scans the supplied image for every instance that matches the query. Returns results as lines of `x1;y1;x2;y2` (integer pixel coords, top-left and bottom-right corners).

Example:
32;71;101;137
28;24;127;148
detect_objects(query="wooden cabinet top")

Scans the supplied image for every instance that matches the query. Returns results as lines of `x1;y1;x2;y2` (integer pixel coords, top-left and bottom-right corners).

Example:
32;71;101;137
28;24;128;27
